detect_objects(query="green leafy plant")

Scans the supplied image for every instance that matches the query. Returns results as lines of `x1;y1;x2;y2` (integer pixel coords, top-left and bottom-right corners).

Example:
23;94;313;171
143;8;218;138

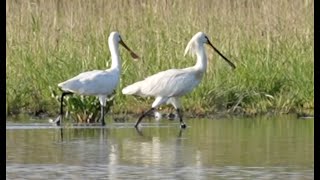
50;87;115;124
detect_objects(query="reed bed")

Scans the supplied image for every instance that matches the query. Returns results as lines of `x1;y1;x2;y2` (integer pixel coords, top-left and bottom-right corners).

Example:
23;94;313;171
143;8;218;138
6;0;314;117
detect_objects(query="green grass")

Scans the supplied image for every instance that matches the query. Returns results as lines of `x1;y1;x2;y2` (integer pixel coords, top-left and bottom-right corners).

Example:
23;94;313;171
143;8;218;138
6;0;314;118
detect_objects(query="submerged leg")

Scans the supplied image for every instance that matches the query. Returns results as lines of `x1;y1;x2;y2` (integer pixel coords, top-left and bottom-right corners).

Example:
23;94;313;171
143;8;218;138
169;97;186;128
176;108;186;129
55;91;73;126
135;97;169;128
98;96;107;126
135;108;155;128
99;105;106;126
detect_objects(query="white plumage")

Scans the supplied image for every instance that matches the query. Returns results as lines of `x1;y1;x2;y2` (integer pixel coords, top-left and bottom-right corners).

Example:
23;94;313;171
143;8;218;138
58;69;119;96
53;31;139;126
122;32;235;128
122;68;201;97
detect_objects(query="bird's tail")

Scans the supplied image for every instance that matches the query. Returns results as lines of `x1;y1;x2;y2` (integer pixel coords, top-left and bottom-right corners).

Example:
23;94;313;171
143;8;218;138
122;81;142;95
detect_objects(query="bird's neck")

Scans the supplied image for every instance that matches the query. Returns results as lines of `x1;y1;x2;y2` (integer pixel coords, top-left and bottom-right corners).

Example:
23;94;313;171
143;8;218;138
109;41;121;71
194;45;207;72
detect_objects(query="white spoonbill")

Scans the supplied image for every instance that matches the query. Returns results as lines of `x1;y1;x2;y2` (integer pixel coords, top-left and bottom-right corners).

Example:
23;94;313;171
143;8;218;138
122;32;235;129
53;31;139;126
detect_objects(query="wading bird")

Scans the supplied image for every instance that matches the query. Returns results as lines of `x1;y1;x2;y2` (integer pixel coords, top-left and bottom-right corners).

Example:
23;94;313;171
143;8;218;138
122;32;235;129
52;32;139;126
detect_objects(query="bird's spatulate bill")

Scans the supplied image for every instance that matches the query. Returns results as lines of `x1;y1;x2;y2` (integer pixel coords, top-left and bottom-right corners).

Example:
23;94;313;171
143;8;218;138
207;40;236;69
119;40;140;60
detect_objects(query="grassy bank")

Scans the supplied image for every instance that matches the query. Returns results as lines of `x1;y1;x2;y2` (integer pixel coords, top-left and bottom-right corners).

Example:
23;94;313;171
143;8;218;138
6;0;314;118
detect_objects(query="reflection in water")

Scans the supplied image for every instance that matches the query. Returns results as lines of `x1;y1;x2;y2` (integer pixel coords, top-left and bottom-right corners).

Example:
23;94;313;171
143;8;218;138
134;127;144;137
60;127;63;142
6;115;314;179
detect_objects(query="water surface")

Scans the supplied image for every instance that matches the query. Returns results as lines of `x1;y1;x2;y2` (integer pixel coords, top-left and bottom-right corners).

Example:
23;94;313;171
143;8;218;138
6;115;314;179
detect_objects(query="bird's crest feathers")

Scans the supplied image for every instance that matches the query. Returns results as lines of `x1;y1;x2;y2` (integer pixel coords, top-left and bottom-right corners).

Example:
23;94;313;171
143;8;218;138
184;32;204;57
184;39;197;57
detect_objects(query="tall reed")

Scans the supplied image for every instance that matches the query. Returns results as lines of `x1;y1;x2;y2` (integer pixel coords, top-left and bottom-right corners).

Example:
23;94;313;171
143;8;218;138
6;0;314;117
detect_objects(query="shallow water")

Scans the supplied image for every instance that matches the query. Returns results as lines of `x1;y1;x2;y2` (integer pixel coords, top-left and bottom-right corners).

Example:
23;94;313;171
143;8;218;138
6;115;314;179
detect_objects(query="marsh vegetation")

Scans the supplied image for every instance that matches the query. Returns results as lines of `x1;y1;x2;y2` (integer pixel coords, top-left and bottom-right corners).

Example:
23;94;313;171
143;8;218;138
6;0;313;120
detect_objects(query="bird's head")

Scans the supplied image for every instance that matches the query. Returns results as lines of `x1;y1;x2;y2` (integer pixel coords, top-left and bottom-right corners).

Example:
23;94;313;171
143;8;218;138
184;32;236;69
109;31;139;60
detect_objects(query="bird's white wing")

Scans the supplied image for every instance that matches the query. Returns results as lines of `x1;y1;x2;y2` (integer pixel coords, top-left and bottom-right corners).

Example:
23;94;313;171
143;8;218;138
124;68;202;97
58;69;119;95
59;70;101;86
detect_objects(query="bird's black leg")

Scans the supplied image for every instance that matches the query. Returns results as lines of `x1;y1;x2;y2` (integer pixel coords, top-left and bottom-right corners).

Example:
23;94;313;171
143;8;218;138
176;108;187;129
135;108;155;128
56;91;72;126
99;105;105;126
